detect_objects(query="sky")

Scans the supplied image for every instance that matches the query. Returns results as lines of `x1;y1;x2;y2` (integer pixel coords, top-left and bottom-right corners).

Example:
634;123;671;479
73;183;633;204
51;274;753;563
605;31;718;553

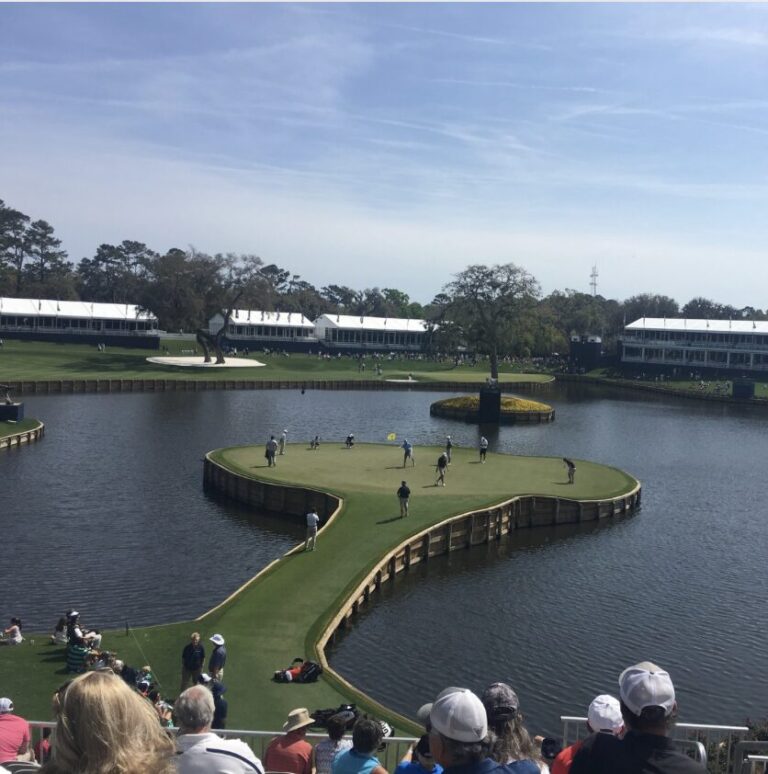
1;2;767;307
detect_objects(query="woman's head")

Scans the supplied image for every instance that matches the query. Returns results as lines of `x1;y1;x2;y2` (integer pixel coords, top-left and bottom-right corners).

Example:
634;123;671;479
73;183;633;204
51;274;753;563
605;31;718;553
326;713;348;742
45;670;174;774
480;682;537;764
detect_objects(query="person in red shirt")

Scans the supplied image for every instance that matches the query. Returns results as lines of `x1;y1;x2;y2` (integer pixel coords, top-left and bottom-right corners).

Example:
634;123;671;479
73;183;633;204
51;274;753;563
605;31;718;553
552;695;623;774
0;697;32;764
264;707;315;774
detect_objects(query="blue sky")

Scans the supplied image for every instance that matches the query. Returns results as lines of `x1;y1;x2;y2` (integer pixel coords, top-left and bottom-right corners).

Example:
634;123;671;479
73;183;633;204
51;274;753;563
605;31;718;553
1;3;767;306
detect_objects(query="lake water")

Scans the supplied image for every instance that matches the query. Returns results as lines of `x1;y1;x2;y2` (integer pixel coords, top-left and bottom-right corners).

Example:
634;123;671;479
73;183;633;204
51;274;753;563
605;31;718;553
1;384;766;734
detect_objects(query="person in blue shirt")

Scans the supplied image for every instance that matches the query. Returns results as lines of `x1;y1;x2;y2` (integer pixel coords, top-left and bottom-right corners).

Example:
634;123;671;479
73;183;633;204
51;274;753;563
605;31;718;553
402;439;415;468
396;735;444;774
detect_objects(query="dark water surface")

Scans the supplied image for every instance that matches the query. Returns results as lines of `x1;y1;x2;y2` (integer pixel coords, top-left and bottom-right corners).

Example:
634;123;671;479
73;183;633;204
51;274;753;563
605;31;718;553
1;385;766;733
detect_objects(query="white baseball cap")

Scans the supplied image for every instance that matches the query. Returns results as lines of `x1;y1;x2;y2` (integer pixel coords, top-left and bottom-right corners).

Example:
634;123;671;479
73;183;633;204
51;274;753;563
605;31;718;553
619;662;675;717
430;688;488;743
0;698;13;713
587;694;623;733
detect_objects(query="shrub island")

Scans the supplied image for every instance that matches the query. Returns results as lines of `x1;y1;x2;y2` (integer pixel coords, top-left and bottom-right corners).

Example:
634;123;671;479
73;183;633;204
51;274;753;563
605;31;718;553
430;394;555;423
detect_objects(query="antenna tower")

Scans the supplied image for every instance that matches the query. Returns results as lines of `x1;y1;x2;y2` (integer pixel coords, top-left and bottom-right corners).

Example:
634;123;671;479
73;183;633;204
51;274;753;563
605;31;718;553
590;265;598;297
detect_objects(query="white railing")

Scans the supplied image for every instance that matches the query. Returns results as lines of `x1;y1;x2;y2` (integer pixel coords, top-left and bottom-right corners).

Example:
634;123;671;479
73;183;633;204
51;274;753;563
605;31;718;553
27;722;416;770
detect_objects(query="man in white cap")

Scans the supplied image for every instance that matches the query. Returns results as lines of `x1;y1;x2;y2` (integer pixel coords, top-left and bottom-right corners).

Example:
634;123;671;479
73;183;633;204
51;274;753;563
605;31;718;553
264;707;315;774
551;695;623;774
279;429;288;455
208;634;227;681
0;697;32;764
570;662;705;774
174;685;263;773
428;687;522;774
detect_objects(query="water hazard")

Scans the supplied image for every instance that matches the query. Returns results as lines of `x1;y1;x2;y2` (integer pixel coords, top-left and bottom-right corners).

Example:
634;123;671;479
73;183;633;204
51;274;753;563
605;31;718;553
1;384;766;733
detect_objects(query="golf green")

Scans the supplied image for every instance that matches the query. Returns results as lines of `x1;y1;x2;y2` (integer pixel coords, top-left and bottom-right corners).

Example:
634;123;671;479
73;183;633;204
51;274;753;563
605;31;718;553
0;443;638;733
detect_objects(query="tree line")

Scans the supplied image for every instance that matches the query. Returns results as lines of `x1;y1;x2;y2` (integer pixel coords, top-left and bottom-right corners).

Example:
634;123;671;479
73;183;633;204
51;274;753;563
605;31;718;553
1;197;765;360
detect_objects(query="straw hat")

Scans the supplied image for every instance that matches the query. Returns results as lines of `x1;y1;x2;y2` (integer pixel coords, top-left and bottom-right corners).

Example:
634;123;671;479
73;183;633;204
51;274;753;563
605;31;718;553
282;707;315;732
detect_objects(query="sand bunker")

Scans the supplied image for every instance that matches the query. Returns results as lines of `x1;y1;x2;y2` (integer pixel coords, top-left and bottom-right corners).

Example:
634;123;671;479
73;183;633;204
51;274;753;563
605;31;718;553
146;356;266;369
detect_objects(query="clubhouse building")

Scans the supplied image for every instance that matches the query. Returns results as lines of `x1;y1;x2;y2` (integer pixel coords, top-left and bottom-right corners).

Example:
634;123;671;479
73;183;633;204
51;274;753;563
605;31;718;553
0;297;160;348
620;317;768;375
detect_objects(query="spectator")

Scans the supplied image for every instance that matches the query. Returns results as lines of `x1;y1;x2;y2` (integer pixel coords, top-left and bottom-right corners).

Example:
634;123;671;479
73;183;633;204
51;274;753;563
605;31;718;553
480;683;540;773
0;618;23;646
34;728;52;764
208;634;227;681
332;715;388;774
428;687;527;774
50;618;68;646
211;680;228;730
174;685;263;774
180;632;206;692
0;697;32;763
40;670;175;774
570;661;706;774
551;695;622;774
264;708;314;774
313;713;353;774
396;734;444;774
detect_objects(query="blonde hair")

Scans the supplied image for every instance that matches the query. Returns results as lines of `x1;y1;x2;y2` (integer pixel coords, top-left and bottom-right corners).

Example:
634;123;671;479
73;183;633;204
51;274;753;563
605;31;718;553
42;670;175;774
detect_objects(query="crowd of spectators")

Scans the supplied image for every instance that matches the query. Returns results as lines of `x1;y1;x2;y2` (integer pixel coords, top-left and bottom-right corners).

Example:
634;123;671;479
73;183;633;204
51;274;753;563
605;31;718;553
0;656;706;774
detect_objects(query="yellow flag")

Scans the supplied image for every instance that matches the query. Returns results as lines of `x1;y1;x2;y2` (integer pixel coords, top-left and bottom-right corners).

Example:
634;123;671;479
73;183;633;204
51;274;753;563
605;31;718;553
386;432;396;441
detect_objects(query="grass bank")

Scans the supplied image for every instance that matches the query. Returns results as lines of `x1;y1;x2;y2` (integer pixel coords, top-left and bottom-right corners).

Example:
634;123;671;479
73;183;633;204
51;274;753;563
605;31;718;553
0;417;40;439
0;443;637;732
0;340;554;385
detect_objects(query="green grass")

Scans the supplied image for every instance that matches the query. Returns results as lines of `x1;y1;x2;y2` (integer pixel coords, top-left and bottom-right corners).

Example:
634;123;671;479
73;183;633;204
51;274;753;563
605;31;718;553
585;369;768;399
0;443;637;732
0;339;554;384
0;417;40;439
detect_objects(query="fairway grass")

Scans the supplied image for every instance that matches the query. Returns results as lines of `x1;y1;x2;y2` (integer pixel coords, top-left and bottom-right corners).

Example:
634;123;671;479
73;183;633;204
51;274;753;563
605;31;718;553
0;443;638;732
0;339;553;384
0;417;40;439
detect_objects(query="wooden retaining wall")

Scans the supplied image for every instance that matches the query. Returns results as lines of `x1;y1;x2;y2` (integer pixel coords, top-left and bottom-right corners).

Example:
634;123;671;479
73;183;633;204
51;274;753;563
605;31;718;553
203;457;339;520
0;422;45;450
430;404;555;423
317;484;641;653
556;373;768;407
202;456;641;667
7;378;553;396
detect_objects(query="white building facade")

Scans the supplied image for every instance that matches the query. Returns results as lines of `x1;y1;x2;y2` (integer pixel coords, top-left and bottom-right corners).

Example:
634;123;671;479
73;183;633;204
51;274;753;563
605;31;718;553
209;309;317;351
621;318;768;374
313;314;429;352
0;297;159;348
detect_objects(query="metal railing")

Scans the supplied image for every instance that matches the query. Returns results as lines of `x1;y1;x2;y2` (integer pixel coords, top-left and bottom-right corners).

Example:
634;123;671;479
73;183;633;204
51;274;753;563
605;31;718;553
562;716;750;773
734;742;768;774
28;722;416;769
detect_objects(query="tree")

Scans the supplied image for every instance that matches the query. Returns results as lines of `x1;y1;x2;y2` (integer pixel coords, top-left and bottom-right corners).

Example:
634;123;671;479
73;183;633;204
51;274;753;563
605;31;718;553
24;219;74;298
0;199;31;295
436;263;540;378
320;284;357;311
619;293;679;326
681;297;738;320
77;240;156;303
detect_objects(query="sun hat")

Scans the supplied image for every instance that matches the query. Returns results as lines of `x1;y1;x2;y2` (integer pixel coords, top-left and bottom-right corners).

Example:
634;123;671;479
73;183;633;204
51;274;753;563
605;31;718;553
283;707;315;732
430;688;488;743
210;634;225;646
588;694;623;733
0;698;13;713
619;662;675;717
481;682;520;722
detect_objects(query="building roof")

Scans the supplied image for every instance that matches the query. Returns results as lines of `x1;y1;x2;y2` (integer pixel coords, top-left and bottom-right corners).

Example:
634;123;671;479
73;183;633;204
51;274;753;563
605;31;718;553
217;309;314;328
0;297;156;321
315;314;428;333
626;317;768;335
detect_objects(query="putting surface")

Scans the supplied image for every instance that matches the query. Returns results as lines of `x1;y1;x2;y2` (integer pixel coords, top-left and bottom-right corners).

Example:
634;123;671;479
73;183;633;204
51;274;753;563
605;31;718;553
0;443;637;732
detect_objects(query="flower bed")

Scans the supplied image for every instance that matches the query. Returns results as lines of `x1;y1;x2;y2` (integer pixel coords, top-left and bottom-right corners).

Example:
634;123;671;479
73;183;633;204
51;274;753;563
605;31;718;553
430;394;555;423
